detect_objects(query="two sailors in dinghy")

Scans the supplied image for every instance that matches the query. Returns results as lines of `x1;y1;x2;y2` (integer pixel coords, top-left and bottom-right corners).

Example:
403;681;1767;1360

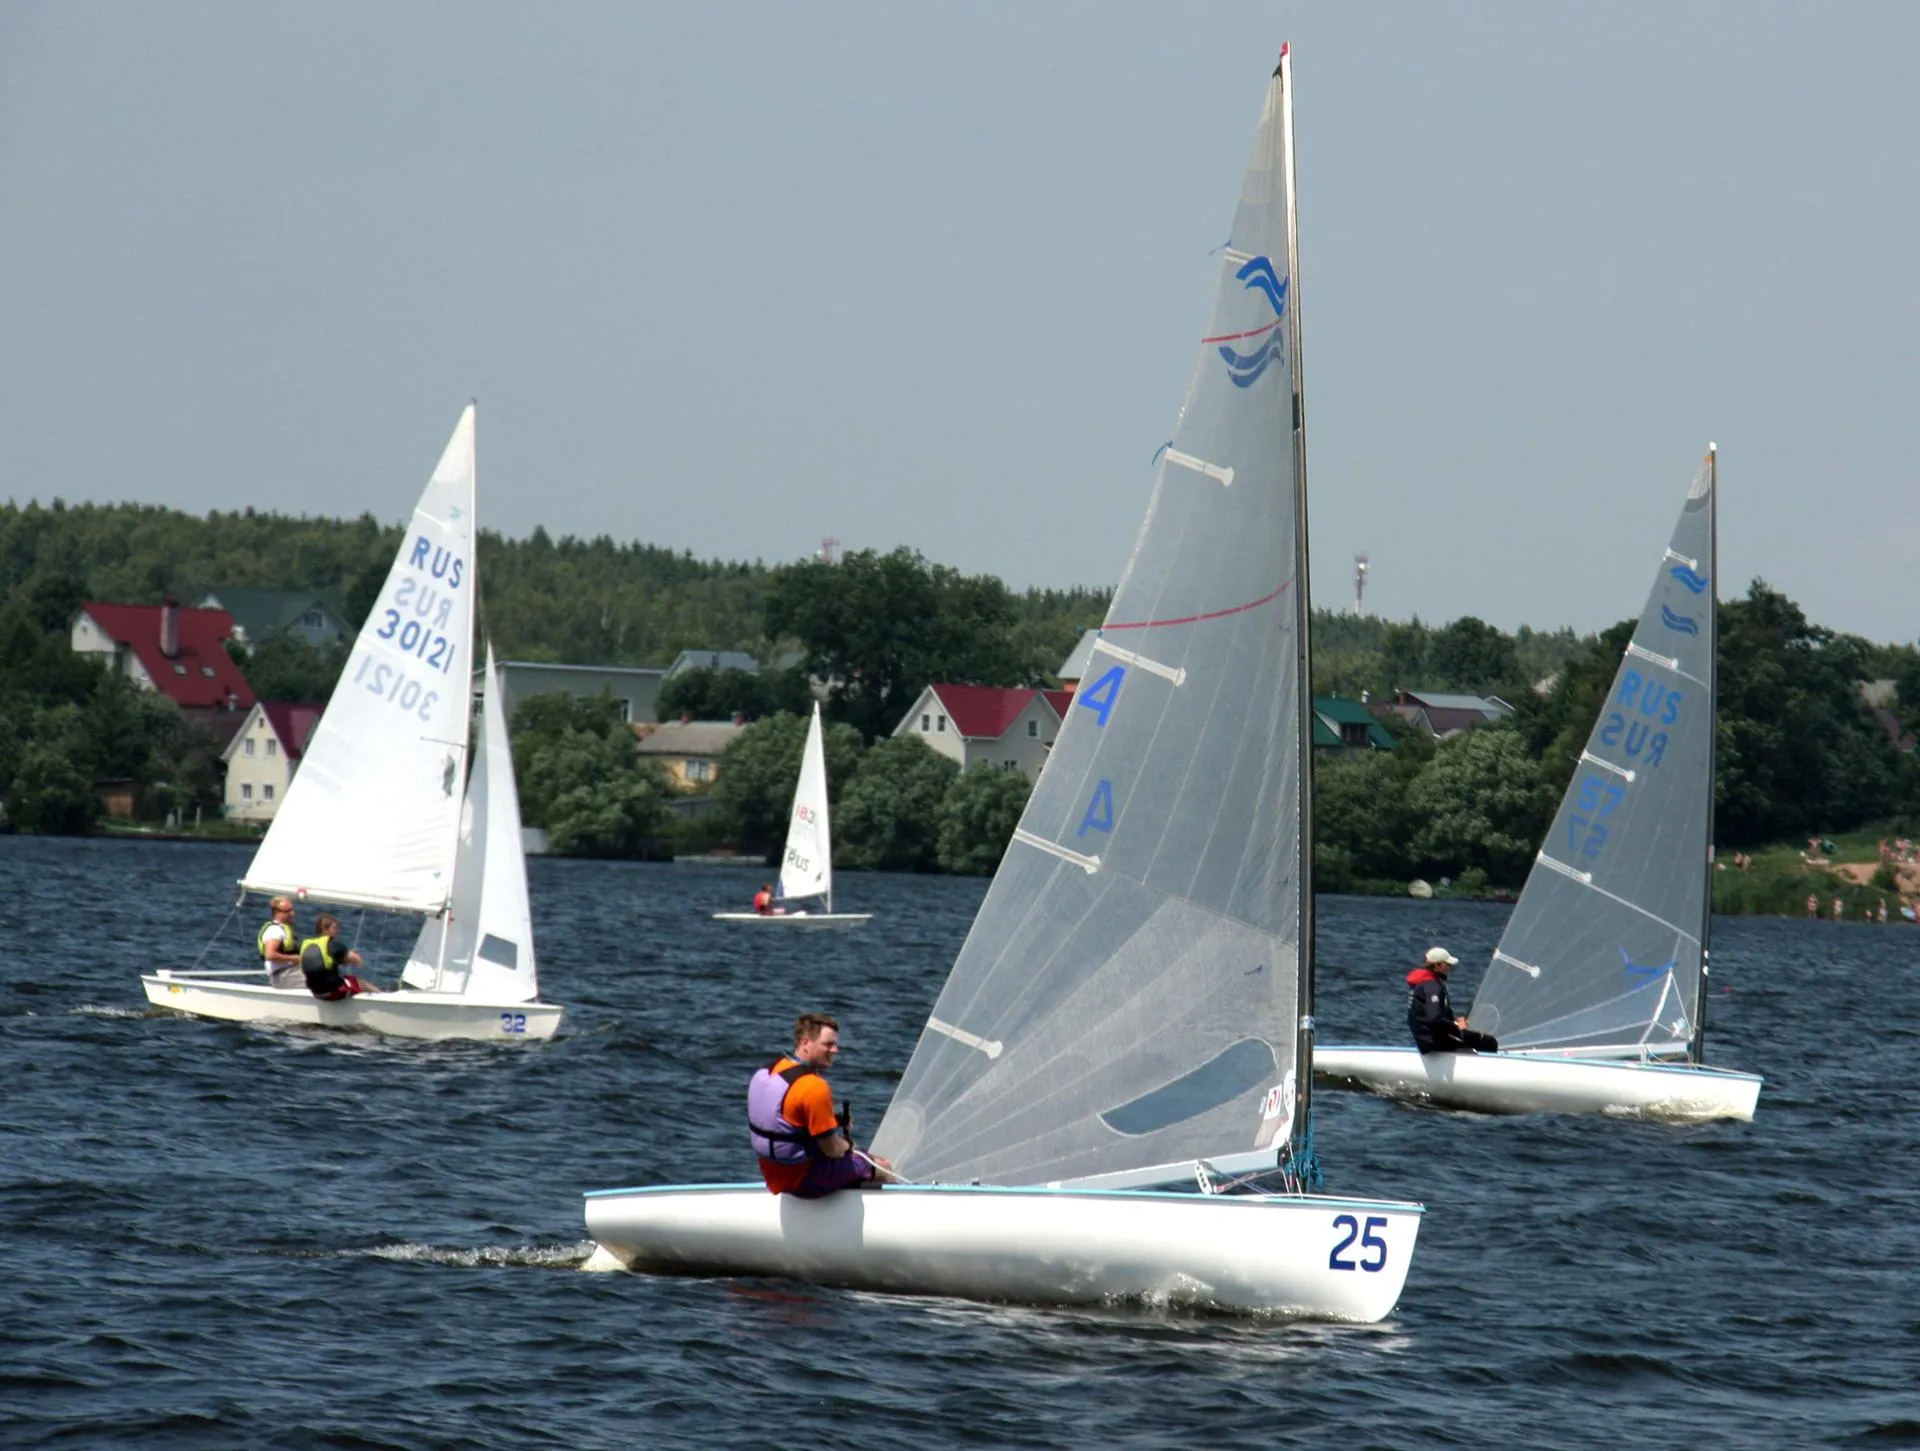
1407;947;1498;1055
259;902;382;998
748;1013;893;1197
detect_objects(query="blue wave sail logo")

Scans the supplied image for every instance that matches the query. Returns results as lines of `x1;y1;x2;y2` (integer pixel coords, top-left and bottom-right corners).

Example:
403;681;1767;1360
1215;256;1289;389
1660;605;1700;637
1619;948;1675;990
1669;564;1710;594
1237;256;1289;315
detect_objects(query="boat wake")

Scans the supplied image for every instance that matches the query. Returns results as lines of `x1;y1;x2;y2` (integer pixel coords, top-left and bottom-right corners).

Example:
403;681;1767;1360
365;1241;598;1270
71;1003;166;1019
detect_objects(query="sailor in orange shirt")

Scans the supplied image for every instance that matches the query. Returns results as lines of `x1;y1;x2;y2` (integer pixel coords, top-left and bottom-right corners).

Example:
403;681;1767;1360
747;1013;894;1197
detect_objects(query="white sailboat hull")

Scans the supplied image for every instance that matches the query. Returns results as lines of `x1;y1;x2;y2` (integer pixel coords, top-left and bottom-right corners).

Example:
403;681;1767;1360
140;972;563;1041
582;1182;1422;1321
709;912;872;929
1313;1045;1760;1121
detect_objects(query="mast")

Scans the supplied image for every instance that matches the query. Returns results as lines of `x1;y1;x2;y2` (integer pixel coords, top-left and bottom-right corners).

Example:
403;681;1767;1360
1277;43;1318;1169
1689;443;1717;1063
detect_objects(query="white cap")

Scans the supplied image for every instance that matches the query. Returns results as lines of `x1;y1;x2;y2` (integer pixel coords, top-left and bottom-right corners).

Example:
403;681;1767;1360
1424;947;1458;966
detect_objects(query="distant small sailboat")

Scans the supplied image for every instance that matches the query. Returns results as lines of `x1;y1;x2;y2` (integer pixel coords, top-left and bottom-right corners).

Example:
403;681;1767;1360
588;48;1423;1319
712;702;870;929
143;406;564;1041
1316;447;1760;1119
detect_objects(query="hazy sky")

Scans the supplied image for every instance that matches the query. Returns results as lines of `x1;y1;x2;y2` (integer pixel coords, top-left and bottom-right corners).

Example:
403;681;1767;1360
2;3;1914;639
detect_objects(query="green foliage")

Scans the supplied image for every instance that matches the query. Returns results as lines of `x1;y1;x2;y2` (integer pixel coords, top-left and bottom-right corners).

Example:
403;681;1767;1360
835;735;958;872
655;665;813;724
1315;744;1426;883
6;708;96;832
1311;611;1588;701
509;690;669;856
1405;725;1558;885
1427;616;1522;694
765;548;1029;742
229;633;348;703
1715;582;1900;846
936;764;1031;875
712;712;863;858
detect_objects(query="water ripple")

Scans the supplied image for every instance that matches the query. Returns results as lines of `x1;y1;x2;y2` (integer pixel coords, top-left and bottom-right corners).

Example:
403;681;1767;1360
3;837;1917;1447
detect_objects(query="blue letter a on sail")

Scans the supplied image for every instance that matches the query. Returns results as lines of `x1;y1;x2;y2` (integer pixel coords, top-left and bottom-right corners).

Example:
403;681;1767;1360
1079;665;1125;727
1078;779;1115;837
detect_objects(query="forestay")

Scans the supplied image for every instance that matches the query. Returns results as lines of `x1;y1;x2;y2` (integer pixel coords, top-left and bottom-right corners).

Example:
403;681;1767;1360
1469;453;1717;1057
241;406;478;913
779;703;833;905
406;645;539;1002
872;66;1308;1188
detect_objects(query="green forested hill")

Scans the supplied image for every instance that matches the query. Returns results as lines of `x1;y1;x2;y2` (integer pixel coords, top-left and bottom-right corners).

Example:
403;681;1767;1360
7;498;1920;907
0;500;1109;671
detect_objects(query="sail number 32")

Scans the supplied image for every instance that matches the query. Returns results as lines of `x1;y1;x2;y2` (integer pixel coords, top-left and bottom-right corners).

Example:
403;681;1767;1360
1328;1214;1390;1272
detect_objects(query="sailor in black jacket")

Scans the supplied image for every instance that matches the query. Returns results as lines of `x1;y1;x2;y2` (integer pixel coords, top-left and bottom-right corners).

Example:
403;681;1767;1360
1406;946;1499;1054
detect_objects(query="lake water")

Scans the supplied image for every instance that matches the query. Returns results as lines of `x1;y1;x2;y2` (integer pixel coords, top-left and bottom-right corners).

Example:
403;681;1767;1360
3;835;1916;1447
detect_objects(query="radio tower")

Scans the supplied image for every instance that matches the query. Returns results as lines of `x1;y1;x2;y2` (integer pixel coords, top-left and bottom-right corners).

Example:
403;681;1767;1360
1353;552;1370;614
815;534;841;565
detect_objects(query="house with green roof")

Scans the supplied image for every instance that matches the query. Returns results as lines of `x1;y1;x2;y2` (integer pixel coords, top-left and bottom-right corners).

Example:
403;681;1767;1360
1312;696;1397;753
194;588;351;651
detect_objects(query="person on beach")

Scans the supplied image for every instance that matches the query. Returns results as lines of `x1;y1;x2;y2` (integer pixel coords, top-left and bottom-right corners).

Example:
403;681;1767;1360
748;1013;893;1196
300;914;380;1000
1406;947;1499;1054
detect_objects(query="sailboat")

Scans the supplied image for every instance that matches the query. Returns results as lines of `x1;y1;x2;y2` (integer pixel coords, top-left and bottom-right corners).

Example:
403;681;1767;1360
1315;447;1761;1119
143;406;565;1042
711;702;871;928
584;50;1423;1319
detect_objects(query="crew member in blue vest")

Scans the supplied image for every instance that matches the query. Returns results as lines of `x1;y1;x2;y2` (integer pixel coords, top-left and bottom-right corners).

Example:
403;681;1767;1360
1406;947;1498;1054
748;1013;894;1196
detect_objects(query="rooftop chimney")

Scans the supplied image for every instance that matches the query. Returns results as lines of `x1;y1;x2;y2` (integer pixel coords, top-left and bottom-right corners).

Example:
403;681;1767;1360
159;598;181;658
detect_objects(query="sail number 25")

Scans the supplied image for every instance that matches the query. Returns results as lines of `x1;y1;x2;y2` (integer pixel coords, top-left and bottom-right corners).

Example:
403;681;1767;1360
1328;1214;1390;1272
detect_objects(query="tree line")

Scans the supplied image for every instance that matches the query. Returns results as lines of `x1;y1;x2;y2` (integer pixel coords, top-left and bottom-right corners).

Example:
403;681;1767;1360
3;499;1918;901
508;693;1030;874
1316;582;1920;895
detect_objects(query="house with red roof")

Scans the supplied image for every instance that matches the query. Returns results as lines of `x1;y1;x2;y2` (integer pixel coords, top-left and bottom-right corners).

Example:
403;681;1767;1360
222;701;324;822
70;600;255;713
892;683;1076;781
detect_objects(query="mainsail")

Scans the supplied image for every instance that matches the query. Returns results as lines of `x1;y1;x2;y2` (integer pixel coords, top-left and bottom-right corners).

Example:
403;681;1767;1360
1469;450;1718;1057
778;703;833;907
406;645;540;1002
872;55;1312;1188
241;406;478;913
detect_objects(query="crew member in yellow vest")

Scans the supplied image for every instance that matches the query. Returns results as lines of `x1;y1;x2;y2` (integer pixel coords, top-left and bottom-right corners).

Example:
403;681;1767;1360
258;897;304;990
301;914;380;1000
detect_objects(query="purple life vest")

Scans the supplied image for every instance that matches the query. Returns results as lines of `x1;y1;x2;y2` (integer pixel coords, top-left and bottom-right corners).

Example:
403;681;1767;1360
747;1059;822;1163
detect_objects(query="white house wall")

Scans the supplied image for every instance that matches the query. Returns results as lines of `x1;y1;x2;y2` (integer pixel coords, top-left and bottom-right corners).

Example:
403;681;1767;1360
222;708;297;822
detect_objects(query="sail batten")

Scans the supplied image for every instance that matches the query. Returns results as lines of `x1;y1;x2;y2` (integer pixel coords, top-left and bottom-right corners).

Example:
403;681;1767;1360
240;407;478;914
1470;454;1717;1056
873;63;1309;1188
